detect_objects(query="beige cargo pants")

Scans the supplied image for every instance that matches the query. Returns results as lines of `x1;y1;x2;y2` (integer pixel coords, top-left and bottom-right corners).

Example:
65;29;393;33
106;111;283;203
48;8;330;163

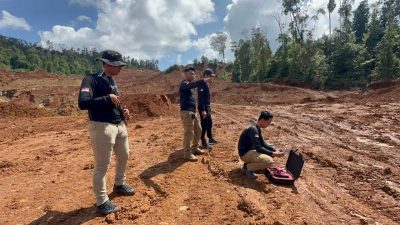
180;110;201;151
241;150;274;171
88;121;130;206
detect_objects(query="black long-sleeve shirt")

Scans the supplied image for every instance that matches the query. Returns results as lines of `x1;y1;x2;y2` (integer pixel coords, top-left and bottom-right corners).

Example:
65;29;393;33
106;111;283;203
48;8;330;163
78;72;122;124
197;82;211;111
238;123;276;157
179;79;205;112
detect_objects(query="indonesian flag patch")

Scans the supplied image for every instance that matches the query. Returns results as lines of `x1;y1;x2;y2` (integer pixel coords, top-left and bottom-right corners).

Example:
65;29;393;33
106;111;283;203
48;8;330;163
81;87;90;92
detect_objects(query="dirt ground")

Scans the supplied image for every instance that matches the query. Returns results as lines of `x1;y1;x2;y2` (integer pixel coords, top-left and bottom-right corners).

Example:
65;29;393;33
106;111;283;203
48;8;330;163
0;69;399;225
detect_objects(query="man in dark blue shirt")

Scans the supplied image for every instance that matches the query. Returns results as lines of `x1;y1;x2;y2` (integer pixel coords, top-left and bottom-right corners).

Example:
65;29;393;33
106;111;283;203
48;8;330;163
78;50;134;215
198;68;218;149
179;65;211;161
238;111;285;179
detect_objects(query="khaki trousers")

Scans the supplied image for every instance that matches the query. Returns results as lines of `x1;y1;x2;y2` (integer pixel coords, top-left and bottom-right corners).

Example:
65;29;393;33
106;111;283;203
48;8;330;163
241;150;274;171
88;121;130;206
180;110;201;151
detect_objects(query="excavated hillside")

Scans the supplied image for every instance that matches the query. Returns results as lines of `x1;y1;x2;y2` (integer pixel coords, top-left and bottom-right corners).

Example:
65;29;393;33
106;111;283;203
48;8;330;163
0;68;399;225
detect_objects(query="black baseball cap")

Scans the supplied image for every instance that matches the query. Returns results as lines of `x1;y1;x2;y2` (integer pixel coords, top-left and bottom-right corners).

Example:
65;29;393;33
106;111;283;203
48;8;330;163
258;111;273;120
96;50;126;67
184;64;195;72
203;68;216;77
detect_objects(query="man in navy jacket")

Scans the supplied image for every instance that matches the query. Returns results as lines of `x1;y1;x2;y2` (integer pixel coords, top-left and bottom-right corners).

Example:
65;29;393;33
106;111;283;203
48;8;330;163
78;50;134;215
198;68;218;149
238;111;285;179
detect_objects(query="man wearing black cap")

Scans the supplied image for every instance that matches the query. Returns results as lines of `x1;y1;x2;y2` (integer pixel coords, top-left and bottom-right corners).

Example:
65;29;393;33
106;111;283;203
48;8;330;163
198;68;218;149
238;111;285;179
78;50;134;215
179;65;211;161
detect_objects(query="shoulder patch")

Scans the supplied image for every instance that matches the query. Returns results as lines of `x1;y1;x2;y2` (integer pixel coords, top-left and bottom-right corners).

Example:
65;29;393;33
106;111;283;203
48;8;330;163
81;87;90;92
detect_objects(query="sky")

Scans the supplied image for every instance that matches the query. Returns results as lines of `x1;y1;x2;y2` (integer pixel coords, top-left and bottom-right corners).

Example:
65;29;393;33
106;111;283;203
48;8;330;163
0;0;379;70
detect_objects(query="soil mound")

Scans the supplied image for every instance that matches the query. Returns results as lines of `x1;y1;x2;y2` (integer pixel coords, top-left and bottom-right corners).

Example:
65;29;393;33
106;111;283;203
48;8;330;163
361;81;400;103
0;68;16;87
121;93;175;120
0;102;56;118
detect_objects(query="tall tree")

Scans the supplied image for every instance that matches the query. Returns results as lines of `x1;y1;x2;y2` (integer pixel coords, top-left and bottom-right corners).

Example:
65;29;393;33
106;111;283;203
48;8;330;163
353;0;369;44
250;28;272;82
365;5;384;53
210;32;228;63
338;0;355;41
327;0;337;38
282;0;310;42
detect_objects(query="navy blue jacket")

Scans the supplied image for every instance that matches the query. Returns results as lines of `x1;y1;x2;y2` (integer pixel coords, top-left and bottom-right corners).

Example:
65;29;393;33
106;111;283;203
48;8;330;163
238;123;276;157
179;79;205;112
197;82;211;111
78;72;122;124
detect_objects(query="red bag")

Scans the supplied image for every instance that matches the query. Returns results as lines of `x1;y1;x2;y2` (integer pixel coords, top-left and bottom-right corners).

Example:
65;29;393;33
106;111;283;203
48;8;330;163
265;167;295;185
265;149;304;185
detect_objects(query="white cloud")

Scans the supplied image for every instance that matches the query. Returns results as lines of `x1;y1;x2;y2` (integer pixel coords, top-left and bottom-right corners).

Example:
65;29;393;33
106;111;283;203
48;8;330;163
191;32;234;61
40;0;215;59
77;15;92;23
0;10;31;31
224;0;380;50
176;54;182;64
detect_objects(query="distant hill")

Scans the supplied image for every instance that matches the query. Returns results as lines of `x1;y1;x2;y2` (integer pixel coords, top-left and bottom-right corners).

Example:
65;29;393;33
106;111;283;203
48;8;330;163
0;35;158;75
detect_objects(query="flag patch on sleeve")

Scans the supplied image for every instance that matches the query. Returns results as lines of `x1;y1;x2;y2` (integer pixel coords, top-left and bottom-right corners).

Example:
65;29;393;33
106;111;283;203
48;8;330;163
81;87;90;92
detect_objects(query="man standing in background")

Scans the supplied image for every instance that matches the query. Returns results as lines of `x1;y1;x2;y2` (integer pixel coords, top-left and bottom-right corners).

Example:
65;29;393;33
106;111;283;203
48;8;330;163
179;65;211;161
78;50;135;215
198;68;218;149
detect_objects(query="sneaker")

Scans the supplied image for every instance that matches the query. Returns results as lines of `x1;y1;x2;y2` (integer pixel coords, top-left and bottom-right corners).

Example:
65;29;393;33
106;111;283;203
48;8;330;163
113;184;135;196
184;151;198;162
97;200;119;215
241;163;257;179
209;138;218;145
192;146;206;155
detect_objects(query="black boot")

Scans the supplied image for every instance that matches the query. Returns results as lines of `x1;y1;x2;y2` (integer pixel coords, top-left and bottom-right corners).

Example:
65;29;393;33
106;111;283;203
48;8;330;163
209;137;218;145
201;139;212;150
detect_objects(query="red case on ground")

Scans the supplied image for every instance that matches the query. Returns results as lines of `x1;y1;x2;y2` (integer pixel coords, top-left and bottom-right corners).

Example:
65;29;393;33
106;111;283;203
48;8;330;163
265;166;295;185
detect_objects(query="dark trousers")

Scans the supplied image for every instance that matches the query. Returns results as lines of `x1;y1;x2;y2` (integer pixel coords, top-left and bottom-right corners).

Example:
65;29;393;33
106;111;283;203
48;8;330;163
199;106;213;142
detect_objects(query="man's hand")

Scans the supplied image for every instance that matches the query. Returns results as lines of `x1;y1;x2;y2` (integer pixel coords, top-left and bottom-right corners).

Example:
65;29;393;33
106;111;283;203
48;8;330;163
272;151;285;158
109;94;120;105
203;77;212;83
202;111;207;119
123;108;130;120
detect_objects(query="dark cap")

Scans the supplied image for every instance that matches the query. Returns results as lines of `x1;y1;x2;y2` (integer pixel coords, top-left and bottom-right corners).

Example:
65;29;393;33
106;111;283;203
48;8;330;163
258;111;273;120
96;50;126;67
184;64;195;72
203;68;216;77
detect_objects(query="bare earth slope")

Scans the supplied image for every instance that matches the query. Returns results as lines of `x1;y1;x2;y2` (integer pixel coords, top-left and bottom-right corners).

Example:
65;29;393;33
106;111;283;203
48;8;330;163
0;69;398;225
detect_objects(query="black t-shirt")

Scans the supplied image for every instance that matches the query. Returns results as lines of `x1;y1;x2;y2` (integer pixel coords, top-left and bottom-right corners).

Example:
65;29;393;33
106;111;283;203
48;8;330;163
238;123;276;157
78;72;122;124
198;82;211;111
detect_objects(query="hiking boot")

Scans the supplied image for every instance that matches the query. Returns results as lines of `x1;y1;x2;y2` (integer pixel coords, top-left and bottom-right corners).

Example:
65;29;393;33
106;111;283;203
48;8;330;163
97;200;119;215
184;151;198;162
209;138;218;145
201;140;213;150
241;163;257;179
113;184;135;196
192;146;206;155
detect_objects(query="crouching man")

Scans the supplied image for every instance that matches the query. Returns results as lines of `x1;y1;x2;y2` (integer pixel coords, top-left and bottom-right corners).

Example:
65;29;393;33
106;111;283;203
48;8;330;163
238;111;285;179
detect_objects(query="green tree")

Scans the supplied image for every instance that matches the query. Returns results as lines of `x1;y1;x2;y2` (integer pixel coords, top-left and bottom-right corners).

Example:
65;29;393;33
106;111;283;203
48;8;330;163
353;0;369;44
374;7;400;81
